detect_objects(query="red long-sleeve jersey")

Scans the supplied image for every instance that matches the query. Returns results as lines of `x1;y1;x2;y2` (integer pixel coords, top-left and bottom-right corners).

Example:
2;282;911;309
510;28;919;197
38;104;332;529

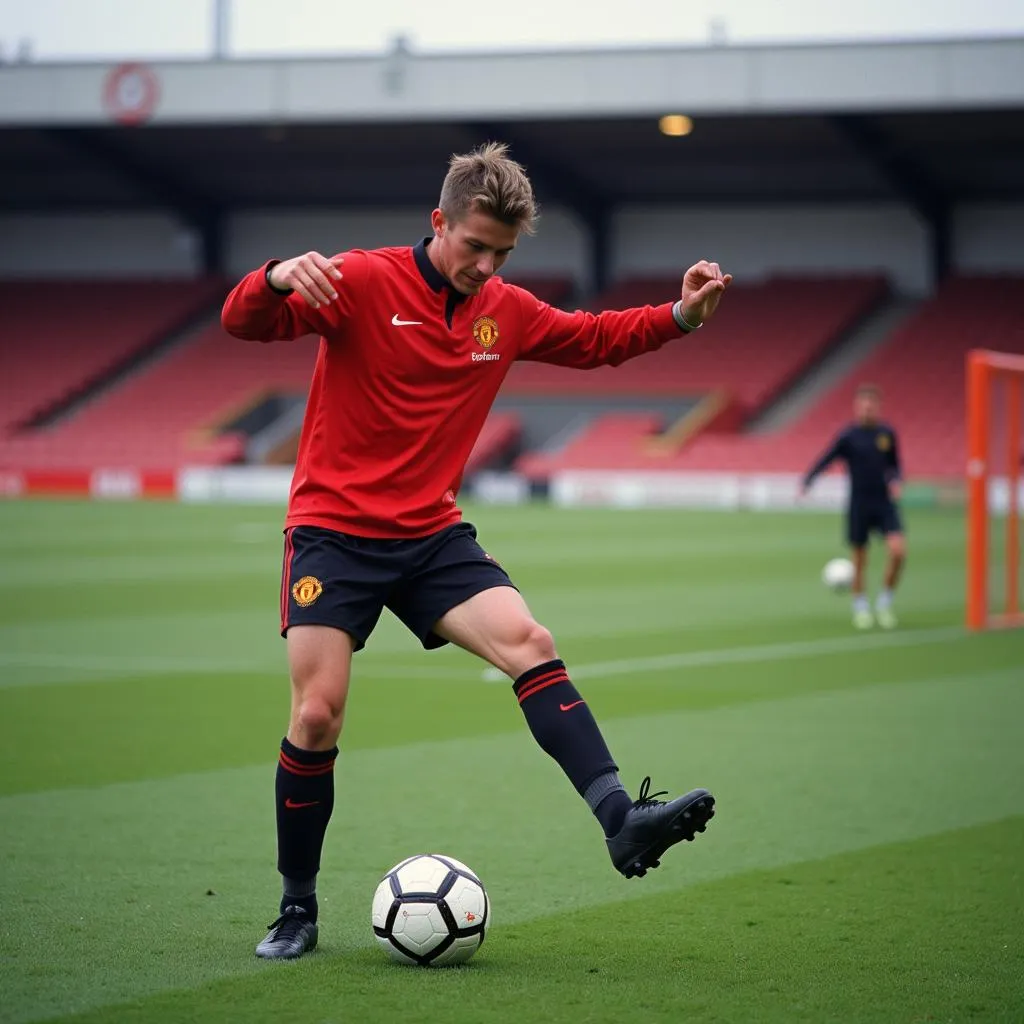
221;239;685;538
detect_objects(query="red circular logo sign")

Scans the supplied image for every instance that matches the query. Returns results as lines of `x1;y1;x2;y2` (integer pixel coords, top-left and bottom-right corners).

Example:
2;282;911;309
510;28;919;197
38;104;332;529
103;63;159;126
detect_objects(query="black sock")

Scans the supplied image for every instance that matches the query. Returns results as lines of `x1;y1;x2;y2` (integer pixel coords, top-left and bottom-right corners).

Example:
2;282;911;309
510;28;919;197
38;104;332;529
281;875;318;923
514;660;632;836
275;737;337;922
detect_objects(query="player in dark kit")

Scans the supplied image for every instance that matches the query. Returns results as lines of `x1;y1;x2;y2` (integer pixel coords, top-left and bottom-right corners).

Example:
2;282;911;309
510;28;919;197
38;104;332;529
222;142;732;960
801;384;906;630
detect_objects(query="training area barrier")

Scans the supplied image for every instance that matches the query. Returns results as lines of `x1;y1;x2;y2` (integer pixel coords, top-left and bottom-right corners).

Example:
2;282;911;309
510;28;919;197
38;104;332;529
2;464;1019;513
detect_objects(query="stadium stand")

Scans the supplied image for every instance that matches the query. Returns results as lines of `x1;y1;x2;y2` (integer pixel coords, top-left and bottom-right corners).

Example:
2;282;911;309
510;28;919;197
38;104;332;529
4;274;1018;484
0;274;576;473
500;274;576;309
511;273;888;477
0;322;318;470
670;275;1024;481
463;412;523;476
0;274;575;473
504;275;886;405
516;412;663;479
0;279;225;433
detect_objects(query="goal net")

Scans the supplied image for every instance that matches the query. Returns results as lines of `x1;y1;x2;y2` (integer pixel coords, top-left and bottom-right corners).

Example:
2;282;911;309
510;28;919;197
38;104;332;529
966;349;1024;631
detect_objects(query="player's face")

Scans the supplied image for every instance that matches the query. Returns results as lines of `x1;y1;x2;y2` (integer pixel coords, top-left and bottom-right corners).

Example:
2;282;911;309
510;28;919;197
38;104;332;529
855;393;881;424
430;208;519;295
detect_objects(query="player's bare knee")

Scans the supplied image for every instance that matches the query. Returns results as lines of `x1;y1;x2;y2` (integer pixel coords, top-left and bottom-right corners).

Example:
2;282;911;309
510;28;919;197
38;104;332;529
489;619;557;679
294;693;344;747
520;620;557;666
888;535;907;559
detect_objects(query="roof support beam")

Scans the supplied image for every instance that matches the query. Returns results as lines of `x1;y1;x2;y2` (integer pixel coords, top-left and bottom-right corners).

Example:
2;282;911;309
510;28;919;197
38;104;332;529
462;123;612;294
830;115;951;288
43;128;226;274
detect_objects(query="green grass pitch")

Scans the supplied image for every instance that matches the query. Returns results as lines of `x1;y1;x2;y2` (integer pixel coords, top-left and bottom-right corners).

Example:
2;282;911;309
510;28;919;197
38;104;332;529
1;499;1022;1024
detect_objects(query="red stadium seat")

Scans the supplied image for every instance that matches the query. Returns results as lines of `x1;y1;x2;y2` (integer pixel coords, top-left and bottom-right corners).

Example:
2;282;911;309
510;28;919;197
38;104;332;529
0;278;224;432
464;412;522;475
0;275;568;473
0;320;317;470
499;275;576;309
506;274;888;478
502;275;888;418
516;413;663;479
674;275;1024;480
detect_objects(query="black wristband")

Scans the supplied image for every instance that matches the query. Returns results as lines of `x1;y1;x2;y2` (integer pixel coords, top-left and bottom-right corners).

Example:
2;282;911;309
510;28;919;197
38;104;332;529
265;261;293;296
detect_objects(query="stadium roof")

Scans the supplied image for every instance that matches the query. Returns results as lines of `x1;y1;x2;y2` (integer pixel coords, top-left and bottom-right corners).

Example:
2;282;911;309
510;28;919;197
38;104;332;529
3;36;1021;284
4;107;1024;216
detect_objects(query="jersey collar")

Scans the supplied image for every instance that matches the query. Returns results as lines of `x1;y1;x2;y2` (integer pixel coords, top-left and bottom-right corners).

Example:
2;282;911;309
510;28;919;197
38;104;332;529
413;237;469;306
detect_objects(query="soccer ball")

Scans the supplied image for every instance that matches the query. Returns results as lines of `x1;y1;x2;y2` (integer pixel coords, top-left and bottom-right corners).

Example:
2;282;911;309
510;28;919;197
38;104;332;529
822;557;855;592
371;854;489;966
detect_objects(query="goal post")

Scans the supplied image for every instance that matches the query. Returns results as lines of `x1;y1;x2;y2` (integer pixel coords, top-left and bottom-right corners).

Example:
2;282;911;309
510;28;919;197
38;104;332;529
966;349;1024;631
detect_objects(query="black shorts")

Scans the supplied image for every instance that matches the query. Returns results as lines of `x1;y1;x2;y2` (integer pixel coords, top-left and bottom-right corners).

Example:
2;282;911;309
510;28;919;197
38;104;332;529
846;502;903;548
279;521;516;651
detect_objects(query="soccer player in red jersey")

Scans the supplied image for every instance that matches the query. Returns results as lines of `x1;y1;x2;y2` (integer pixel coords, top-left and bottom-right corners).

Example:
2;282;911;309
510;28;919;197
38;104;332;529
222;143;732;959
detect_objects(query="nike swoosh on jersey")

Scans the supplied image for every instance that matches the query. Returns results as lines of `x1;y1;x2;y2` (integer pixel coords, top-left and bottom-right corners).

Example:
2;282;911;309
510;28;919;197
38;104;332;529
284;798;320;809
559;700;586;712
391;314;424;326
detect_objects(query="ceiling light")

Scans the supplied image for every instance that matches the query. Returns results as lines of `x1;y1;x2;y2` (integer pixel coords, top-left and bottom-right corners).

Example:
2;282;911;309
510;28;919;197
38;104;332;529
659;115;693;137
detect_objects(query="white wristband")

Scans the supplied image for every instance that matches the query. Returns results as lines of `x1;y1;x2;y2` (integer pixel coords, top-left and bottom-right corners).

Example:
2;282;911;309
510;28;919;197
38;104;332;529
672;300;702;333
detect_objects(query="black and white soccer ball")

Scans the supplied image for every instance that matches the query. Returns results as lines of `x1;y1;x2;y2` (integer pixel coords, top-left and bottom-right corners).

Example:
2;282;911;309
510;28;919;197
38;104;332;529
371;853;489;966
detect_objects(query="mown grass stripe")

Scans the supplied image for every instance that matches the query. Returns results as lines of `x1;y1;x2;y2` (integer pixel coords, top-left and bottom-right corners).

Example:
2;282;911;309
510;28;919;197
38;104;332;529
482;624;967;680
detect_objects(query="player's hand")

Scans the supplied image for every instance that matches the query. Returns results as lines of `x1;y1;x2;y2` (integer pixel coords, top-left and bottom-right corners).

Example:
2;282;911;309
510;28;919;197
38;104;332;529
889;481;902;503
680;260;733;326
269;252;345;309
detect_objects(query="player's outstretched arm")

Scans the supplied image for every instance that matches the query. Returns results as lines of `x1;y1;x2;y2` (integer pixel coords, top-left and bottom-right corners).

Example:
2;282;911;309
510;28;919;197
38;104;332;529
517;259;732;369
222;251;353;343
801;437;845;494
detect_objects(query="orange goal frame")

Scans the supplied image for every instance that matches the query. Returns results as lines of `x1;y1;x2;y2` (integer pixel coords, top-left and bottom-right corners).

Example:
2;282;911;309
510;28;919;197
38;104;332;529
966;349;1024;631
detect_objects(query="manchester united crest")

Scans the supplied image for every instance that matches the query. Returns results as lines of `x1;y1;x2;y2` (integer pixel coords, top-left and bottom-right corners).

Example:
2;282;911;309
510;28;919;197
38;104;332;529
291;575;323;607
472;316;500;350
